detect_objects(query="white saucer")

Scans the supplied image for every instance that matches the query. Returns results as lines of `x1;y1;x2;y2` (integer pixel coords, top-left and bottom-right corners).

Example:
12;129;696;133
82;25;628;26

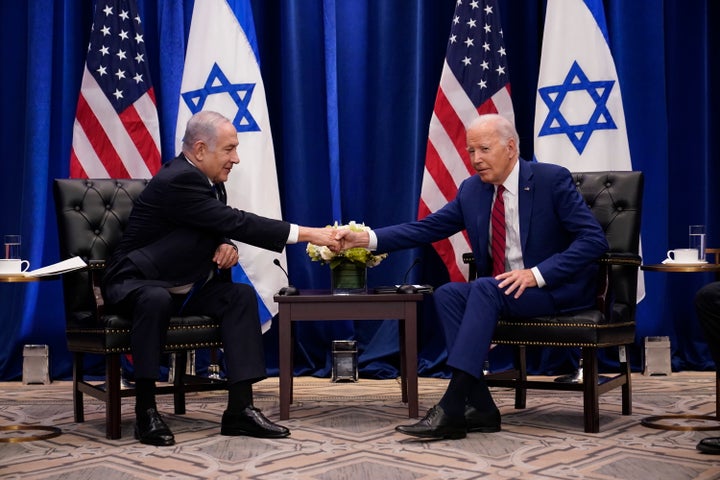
661;259;708;265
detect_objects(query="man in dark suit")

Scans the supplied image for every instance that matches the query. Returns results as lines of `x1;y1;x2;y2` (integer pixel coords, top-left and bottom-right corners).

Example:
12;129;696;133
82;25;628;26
103;110;339;446
694;282;720;454
337;114;608;439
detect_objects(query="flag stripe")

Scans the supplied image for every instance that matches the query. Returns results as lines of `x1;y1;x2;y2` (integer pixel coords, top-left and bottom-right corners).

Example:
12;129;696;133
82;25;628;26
73;90;131;178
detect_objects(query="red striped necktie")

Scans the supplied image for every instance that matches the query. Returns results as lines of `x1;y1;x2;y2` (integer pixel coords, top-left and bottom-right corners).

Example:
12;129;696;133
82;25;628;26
491;184;506;277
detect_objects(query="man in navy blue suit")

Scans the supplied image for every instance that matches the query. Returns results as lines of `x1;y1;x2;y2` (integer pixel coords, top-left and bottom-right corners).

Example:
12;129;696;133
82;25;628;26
104;111;339;446
337;114;608;439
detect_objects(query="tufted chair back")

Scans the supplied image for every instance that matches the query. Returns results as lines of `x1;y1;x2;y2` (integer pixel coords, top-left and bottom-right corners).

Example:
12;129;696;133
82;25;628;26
54;178;148;316
463;170;644;433
573;171;643;323
53;179;225;440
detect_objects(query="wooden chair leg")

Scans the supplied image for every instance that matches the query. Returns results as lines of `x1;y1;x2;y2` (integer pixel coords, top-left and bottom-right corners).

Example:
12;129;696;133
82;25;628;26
106;354;122;440
173;352;188;415
73;352;85;423
621;346;632;415
515;345;527;409
582;347;600;433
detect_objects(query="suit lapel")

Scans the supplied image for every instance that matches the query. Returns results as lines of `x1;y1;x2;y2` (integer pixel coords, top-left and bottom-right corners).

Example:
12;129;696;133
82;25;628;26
518;161;534;253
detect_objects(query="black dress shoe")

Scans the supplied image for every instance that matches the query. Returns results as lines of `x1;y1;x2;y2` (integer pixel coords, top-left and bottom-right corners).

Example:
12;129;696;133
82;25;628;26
395;405;466;439
697;437;720;454
465;405;501;433
221;406;290;438
134;408;175;446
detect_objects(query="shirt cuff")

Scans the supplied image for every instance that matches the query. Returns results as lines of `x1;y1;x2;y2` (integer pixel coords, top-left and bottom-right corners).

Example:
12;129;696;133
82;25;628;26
531;266;546;288
287;224;299;244
368;230;378;250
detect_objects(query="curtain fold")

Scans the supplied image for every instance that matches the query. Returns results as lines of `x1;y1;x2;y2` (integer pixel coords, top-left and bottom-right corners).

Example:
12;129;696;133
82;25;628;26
0;0;718;380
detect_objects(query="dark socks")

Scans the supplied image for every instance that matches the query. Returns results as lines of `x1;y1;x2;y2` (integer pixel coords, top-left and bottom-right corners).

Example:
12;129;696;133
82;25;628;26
467;374;497;411
135;378;157;414
227;381;253;413
439;369;476;417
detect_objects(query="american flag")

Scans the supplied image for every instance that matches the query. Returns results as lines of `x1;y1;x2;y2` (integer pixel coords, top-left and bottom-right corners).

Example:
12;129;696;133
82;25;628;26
70;0;160;179
418;0;514;281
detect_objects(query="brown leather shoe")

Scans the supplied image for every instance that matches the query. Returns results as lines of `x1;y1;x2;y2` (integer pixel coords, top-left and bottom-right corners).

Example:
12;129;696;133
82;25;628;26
221;407;290;438
395;405;466;439
134;408;175;446
465;405;501;433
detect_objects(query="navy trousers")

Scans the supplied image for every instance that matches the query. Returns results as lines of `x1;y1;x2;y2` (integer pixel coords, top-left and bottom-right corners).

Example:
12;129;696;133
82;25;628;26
121;275;266;384
433;277;557;379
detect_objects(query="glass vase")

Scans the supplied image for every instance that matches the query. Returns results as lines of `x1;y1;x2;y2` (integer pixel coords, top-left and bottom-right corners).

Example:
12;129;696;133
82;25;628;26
330;262;367;295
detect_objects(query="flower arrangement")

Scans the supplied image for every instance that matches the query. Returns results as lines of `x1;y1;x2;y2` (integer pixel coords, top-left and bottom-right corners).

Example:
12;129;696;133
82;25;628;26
306;221;388;269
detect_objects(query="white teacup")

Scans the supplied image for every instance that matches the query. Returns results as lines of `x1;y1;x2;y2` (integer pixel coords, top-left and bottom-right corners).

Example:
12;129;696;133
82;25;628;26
0;259;30;274
666;248;700;263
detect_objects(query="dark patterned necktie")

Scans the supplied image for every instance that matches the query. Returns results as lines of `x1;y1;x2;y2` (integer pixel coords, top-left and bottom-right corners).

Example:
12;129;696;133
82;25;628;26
491;184;506;277
213;183;227;204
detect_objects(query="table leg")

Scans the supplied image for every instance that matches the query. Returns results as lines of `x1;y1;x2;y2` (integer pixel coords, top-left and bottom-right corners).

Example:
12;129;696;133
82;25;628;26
278;303;292;420
404;302;419;418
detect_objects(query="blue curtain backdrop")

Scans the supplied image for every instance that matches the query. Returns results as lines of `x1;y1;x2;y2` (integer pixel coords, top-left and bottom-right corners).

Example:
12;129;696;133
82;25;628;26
1;0;718;381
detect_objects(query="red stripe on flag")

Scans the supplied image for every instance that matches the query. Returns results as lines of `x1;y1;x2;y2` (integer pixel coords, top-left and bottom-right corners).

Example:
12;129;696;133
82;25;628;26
432;237;466;282
424;141;459;205
477;99;499;116
69;148;88;179
74;94;131;178
432;89;473;175
119;103;161;175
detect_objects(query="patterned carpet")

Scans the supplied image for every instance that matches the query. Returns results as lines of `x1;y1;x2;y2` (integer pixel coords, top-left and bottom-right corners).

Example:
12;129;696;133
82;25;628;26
2;373;720;479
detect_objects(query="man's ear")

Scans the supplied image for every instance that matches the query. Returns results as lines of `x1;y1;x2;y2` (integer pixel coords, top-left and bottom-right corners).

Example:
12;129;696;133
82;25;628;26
193;141;207;162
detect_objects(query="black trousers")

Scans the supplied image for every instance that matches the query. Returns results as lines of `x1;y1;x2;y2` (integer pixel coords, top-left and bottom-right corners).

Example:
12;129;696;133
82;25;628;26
119;275;266;384
695;281;720;367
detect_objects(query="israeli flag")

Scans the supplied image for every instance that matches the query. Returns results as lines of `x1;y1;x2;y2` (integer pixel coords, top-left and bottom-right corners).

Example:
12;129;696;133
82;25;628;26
534;0;632;171
534;0;643;300
176;0;285;331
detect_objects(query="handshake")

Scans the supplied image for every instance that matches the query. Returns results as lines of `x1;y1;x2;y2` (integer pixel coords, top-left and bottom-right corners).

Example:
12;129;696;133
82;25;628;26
300;225;370;253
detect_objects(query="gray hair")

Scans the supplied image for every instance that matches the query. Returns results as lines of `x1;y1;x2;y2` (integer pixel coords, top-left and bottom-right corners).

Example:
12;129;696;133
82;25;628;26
182;111;232;151
469;114;520;155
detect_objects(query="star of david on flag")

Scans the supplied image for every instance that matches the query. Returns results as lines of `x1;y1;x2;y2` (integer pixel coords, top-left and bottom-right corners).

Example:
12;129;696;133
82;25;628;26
537;61;617;155
181;63;260;133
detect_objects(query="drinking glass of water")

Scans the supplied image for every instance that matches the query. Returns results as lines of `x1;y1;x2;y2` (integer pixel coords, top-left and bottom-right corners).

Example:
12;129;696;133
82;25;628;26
4;235;21;260
689;225;706;261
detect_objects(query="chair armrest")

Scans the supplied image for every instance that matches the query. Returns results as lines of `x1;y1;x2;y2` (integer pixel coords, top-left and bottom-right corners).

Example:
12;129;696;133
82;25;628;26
88;259;107;317
595;252;641;318
462;253;477;280
598;252;642;267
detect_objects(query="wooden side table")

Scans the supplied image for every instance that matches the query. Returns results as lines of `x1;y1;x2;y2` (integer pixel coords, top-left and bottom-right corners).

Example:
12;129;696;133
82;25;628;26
640;260;720;431
0;273;63;442
274;290;423;420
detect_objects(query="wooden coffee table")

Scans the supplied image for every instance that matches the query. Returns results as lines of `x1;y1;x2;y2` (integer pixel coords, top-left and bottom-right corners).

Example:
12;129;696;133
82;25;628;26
274;290;423;420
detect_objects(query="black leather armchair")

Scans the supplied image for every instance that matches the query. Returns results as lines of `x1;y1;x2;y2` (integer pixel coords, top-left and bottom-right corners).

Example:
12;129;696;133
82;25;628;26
463;171;644;433
53;178;226;439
